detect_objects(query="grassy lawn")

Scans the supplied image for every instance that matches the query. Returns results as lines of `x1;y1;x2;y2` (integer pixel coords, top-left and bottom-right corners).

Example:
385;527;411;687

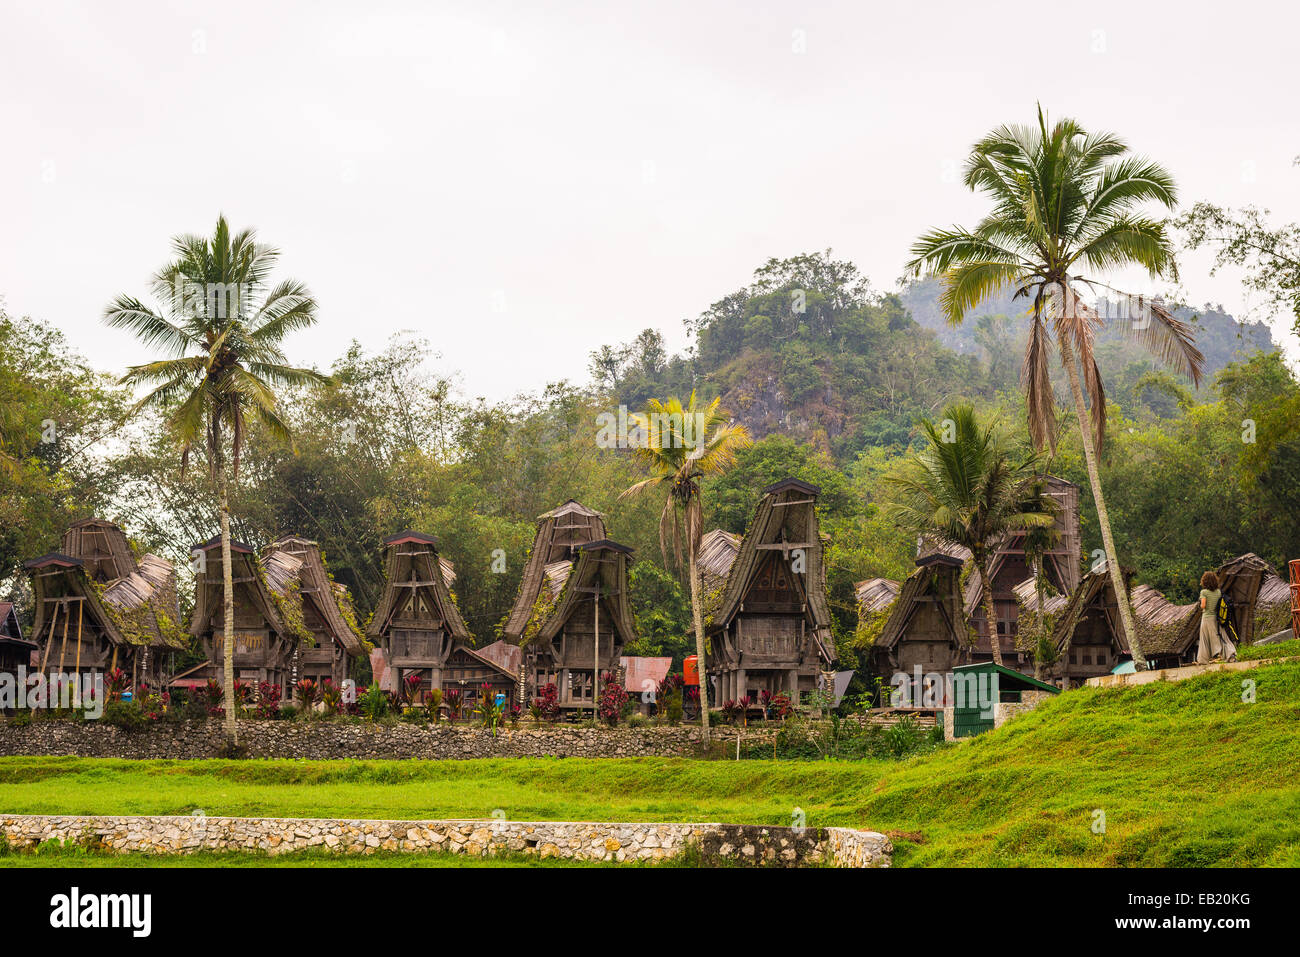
2;660;1298;866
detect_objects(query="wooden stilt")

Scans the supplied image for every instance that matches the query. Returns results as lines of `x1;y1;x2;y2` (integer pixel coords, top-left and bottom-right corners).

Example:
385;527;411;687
34;601;59;714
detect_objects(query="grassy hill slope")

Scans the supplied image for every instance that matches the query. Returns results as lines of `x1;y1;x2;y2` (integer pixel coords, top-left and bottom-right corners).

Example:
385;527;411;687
1;661;1296;866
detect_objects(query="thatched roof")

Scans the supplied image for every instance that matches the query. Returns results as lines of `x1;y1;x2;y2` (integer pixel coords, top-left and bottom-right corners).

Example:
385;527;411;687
916;474;1081;616
266;536;366;655
1257;572;1290;607
702;478;834;662
189;538;288;641
27;519;185;650
367;531;471;643
856;577;901;616
1012;577;1069;617
876;555;966;652
698;529;741;599
536;540;638;647
503;500;607;641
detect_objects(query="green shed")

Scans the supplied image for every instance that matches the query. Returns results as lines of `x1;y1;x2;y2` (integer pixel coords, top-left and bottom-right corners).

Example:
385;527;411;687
950;662;1060;738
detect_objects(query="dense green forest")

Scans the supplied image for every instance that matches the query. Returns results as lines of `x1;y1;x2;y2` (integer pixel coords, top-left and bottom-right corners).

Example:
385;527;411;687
3;250;1298;672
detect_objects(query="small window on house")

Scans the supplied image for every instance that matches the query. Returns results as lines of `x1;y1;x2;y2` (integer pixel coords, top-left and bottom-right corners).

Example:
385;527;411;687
1069;654;1077;664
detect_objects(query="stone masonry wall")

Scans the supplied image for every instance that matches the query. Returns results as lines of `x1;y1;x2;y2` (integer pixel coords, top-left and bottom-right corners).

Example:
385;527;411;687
0;720;723;760
0;814;891;867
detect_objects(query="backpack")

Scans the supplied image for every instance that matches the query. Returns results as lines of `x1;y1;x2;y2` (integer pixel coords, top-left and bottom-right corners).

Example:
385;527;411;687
1217;592;1240;643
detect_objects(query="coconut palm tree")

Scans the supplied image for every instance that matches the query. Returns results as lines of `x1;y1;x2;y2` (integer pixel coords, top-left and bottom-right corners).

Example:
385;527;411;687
104;215;326;745
906;106;1204;670
885;403;1054;668
619;392;751;744
1020;475;1061;680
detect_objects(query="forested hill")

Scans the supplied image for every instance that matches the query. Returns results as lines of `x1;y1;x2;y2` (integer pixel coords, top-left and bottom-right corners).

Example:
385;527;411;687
605;254;988;461
603;252;1277;464
901;276;1278;387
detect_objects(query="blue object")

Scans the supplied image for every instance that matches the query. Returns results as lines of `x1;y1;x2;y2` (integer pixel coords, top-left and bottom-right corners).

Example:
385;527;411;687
1111;660;1137;675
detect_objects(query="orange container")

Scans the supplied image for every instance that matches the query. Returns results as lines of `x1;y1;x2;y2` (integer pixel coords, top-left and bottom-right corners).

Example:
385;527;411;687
1290;559;1300;586
683;656;700;686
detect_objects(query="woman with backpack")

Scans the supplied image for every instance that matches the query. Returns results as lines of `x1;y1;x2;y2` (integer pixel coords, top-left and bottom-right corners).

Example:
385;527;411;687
1196;571;1237;664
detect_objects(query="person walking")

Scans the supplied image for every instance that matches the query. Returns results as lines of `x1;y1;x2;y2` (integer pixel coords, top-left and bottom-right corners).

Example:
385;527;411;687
1196;571;1236;664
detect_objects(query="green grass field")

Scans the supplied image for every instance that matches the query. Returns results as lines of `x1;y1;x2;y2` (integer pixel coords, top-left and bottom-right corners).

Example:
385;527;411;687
3;659;1298;866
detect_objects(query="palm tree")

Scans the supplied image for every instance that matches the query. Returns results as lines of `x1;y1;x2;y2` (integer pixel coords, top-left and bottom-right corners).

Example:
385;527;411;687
885;403;1054;668
104;215;326;745
1020;476;1061;680
906;106;1204;670
619;392;751;744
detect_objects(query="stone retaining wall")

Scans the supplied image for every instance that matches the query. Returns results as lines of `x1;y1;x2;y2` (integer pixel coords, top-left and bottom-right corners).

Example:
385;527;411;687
0;720;723;760
0;814;891;867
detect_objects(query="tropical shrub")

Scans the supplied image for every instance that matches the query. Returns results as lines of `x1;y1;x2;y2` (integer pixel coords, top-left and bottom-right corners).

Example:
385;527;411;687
320;678;343;714
357;683;391;720
295;679;319;710
424;687;444;723
597;672;629;726
445;689;464;723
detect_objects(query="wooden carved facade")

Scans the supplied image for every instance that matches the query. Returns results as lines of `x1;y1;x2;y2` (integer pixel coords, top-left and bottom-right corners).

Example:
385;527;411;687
25;518;184;687
503;501;637;711
186;535;363;697
702;478;835;705
0;602;35;675
886;475;1082;676
367;531;476;699
869;554;967;706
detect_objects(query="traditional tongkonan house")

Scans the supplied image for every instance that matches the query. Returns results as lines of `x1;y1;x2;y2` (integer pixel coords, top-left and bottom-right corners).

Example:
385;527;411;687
1045;562;1148;686
869;553;967;706
521;539;638;712
701;478;836;706
0;602;37;675
185;534;364;698
263;536;366;686
366;531;474;698
920;475;1082;674
503;501;639;711
24;518;185;688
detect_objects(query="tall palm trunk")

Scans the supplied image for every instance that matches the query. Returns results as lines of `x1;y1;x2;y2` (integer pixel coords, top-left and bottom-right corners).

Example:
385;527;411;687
1058;336;1148;670
975;550;1003;667
688;545;711;745
218;469;238;745
1033;562;1047;680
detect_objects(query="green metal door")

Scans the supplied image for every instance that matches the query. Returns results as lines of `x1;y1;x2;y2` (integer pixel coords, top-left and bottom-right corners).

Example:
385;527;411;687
952;706;993;738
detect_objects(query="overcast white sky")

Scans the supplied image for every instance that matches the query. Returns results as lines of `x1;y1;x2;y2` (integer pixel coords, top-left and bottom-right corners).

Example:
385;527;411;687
2;0;1297;401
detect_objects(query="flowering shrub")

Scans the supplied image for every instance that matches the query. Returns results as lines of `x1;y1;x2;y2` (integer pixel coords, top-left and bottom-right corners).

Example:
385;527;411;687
256;682;283;719
400;672;423;708
445;689;464;723
320;678;343;713
597;671;629;726
199;679;225;715
295;679;318;710
771;692;794;720
506;702;522;729
357;683;391;720
134;683;166;722
474;682;505;733
105;668;130;702
530;683;559;723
